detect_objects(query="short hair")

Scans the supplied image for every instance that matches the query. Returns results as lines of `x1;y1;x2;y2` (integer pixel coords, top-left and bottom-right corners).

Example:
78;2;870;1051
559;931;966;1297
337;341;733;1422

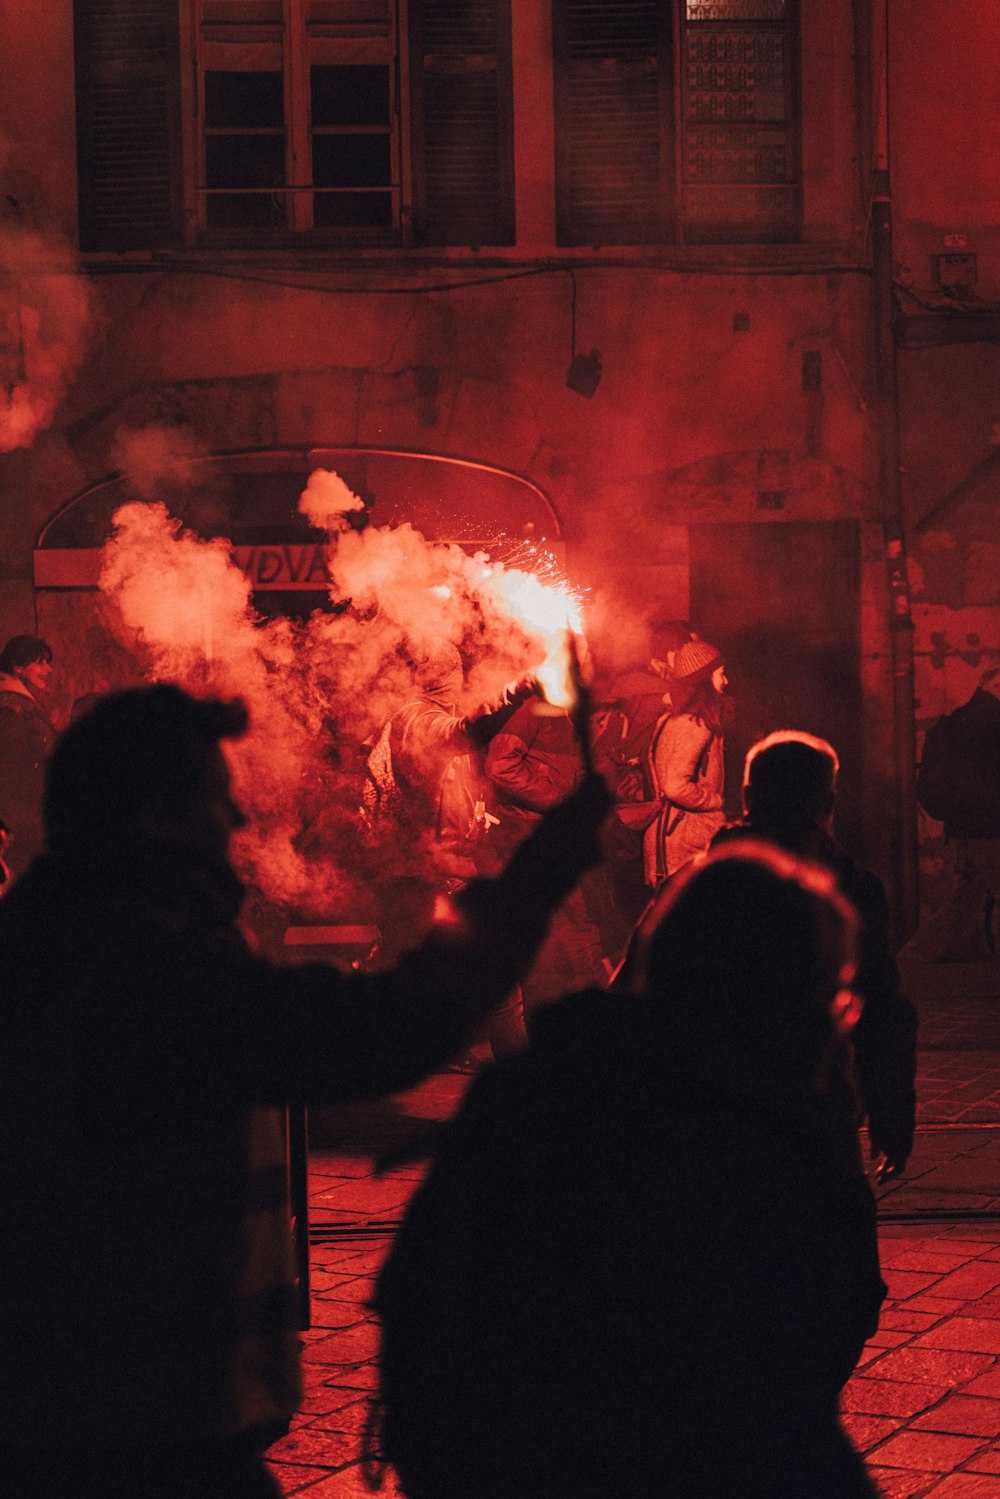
631;841;856;1063
0;635;52;674
743;730;839;825
45;684;248;851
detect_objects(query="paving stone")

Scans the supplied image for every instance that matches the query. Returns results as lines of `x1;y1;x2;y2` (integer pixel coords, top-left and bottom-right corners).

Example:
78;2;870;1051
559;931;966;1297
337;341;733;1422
840;1412;904;1450
867;1328;922;1349
842;1377;951;1417
910;1394;1000;1436
914;1319;1000;1354
902;1295;972;1316
961;1370;1000;1399
960;1294;1000;1320
297;1386;366;1417
963;1446;1000;1474
307;1301;368;1330
884;1269;954;1299
931;1265;1000;1300
865;1468;949;1498
919;1476;1000;1496
307;1401;372;1435
882;1250;980;1274
311;1177;418;1214
317;1369;379;1392
283;1464;405;1497
266;1460;332;1492
867;1430;985;1471
861;1346;995;1385
881;1309;948;1332
267;1428;362;1469
302;1322;380;1364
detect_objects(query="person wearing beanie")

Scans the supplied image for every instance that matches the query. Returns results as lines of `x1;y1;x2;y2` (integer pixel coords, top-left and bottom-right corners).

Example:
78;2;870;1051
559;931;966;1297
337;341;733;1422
644;640;729;886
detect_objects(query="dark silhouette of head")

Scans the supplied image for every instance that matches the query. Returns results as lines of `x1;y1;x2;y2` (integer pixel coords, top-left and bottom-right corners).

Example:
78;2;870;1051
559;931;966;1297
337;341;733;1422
0;635;52;674
649;618;696;673
45;684;248;859
743;730;839;830
632;841;856;1076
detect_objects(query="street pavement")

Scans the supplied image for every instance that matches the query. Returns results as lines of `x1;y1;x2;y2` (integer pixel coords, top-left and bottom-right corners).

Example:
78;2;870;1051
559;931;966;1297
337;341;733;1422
266;948;1000;1498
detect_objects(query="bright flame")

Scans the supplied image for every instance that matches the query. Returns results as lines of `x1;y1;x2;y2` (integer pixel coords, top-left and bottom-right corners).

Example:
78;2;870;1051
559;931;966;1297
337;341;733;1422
480;563;584;638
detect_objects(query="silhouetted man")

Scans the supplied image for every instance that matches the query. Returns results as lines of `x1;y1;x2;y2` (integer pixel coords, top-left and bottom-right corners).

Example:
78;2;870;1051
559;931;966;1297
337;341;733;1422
0;684;608;1498
714;729;917;1179
916;664;1000;958
376;844;882;1499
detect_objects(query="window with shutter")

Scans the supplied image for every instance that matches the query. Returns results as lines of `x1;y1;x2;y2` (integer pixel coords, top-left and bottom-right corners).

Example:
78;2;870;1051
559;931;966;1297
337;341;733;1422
73;0;513;252
553;0;671;247
552;0;799;247
409;0;515;246
73;0;184;252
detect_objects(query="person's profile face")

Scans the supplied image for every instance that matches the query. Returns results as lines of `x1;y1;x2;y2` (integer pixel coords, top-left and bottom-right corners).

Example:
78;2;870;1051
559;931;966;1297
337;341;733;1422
155;746;247;862
711;663;728;695
19;657;52;694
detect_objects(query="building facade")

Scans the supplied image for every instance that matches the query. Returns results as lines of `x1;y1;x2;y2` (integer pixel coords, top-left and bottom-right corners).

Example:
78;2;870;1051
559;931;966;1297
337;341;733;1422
1;0;998;930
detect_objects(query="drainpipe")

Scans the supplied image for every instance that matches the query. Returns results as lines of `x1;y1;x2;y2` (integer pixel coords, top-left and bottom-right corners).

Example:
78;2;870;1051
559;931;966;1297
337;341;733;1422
868;0;919;942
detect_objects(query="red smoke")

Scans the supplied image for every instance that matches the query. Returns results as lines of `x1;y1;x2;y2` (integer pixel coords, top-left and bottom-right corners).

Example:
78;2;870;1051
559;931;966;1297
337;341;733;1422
97;475;585;922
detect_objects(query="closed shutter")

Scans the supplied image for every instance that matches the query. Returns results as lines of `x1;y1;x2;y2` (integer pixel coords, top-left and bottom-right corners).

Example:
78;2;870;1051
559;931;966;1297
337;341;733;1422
410;0;514;247
73;0;183;252
553;0;672;247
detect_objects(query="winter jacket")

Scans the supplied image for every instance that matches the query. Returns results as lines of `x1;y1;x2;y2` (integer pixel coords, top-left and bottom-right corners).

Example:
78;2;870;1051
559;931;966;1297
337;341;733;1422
389;677;536;882
713;818;918;1170
484;699;584;862
643;710;725;885
923;687;1000;839
0;772;609;1451
377;990;881;1499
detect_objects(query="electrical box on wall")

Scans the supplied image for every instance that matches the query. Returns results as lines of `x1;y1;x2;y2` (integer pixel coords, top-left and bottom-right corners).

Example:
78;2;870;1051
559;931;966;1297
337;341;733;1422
933;252;978;296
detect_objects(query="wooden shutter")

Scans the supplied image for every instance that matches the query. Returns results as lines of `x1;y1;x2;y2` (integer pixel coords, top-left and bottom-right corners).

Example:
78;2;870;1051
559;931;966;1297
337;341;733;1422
74;0;183;252
553;0;672;247
410;0;514;246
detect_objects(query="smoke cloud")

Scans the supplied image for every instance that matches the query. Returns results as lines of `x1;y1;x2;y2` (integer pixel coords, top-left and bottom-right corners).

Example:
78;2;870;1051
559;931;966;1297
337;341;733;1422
97;474;585;923
0;220;93;452
110;423;212;501
298;467;364;526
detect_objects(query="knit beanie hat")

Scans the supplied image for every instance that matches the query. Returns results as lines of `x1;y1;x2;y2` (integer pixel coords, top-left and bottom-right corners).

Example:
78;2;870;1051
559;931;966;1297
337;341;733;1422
671;639;724;686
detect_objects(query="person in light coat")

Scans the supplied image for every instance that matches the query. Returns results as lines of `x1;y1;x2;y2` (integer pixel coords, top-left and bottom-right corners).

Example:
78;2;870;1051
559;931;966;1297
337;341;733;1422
644;639;728;887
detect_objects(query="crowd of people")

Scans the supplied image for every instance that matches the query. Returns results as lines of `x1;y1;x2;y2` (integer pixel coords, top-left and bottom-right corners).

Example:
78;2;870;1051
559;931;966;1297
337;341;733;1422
0;615;932;1496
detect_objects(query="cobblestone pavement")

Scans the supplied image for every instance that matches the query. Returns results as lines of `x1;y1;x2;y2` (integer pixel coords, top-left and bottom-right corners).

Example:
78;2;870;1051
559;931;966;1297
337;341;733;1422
266;951;1000;1498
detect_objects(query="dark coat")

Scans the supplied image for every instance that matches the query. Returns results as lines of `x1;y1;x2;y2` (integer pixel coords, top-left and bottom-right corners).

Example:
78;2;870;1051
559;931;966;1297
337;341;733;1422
0;774;608;1450
713;819;918;1169
0;680;56;875
377;991;881;1499
485;699;584;862
924;687;1000;839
